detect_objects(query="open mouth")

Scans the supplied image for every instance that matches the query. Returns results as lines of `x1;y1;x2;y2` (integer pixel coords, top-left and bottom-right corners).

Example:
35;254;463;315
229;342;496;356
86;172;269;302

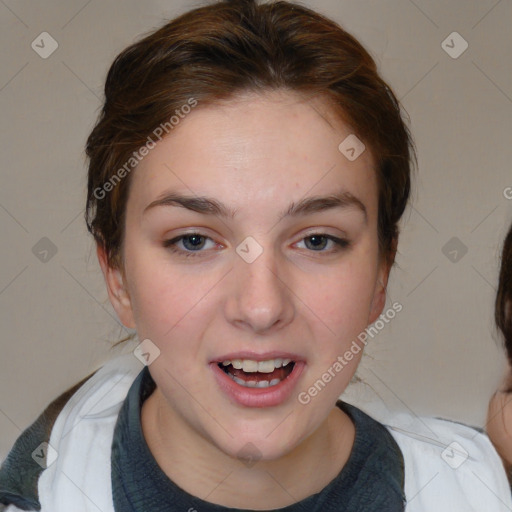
217;358;296;388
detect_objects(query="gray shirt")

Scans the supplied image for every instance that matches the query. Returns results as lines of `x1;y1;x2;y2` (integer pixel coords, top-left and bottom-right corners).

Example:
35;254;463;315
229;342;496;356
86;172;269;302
112;367;406;511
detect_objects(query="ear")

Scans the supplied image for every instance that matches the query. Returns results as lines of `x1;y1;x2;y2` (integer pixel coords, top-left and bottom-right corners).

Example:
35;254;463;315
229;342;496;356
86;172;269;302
96;244;136;329
368;265;388;324
368;242;396;324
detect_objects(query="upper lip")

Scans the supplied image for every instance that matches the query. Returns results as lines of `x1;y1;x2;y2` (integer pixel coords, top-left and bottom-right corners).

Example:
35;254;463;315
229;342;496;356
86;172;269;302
211;351;305;363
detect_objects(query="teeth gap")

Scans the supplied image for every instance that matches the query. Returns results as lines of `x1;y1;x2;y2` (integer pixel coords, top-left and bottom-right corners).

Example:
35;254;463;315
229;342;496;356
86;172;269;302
284;361;295;377
219;362;231;374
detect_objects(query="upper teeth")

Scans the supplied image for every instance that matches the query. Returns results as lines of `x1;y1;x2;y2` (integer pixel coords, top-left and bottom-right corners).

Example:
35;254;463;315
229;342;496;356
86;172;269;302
221;358;292;373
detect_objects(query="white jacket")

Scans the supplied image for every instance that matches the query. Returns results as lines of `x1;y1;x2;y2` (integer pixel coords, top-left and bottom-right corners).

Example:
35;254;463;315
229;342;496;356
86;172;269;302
2;354;511;511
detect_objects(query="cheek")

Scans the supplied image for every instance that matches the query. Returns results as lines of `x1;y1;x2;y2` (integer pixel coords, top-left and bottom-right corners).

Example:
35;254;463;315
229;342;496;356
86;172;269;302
125;251;219;341
302;258;378;334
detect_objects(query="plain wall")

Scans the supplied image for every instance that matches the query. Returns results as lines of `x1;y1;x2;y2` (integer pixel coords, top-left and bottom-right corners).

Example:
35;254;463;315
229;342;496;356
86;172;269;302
1;0;511;459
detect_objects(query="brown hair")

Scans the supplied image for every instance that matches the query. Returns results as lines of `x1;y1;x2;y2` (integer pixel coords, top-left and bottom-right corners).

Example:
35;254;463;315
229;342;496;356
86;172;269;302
86;0;415;271
496;223;512;362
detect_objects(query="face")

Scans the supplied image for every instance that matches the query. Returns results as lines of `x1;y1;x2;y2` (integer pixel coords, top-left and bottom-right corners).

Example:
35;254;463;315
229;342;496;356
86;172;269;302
99;90;389;461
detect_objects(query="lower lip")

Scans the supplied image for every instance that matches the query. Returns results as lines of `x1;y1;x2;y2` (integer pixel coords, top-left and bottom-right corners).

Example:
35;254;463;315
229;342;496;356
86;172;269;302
210;361;305;408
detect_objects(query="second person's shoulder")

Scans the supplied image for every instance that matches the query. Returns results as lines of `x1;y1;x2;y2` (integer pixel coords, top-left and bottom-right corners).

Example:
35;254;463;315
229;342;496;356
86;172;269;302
383;411;511;511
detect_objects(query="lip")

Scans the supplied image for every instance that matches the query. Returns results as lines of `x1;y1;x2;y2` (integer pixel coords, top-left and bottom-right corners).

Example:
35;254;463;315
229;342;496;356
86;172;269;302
211;351;305;363
209;357;306;408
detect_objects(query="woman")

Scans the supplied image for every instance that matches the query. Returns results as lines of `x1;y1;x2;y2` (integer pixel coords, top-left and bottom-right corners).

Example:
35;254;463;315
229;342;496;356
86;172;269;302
488;223;512;473
0;1;509;510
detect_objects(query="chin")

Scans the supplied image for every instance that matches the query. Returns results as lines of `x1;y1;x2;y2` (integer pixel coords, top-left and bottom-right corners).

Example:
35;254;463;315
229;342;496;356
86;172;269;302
222;439;293;465
207;420;303;465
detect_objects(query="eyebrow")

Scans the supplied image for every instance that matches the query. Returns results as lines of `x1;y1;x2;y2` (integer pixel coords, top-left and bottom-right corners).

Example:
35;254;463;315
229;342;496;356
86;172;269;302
284;192;367;222
143;190;367;222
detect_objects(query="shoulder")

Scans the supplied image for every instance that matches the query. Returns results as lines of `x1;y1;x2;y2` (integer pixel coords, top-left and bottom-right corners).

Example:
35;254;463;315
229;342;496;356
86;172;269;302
337;401;406;507
383;412;512;512
0;369;98;510
0;354;142;511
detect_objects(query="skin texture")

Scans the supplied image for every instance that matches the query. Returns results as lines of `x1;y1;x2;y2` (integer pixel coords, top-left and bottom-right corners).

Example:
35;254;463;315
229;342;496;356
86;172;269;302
97;90;391;508
488;367;512;472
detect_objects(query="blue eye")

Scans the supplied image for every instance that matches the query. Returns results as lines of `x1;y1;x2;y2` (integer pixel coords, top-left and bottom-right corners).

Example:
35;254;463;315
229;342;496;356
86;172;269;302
163;234;216;257
297;234;350;252
180;234;207;250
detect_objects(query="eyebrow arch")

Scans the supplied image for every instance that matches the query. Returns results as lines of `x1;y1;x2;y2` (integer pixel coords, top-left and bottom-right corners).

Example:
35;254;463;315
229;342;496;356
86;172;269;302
143;190;367;222
283;191;367;223
143;193;237;218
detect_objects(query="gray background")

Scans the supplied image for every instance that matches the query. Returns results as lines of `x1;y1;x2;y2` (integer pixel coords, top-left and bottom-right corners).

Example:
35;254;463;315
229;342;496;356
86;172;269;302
1;0;511;460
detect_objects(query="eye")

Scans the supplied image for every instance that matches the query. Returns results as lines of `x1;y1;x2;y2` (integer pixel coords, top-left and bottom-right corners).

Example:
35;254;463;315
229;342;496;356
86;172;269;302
295;234;350;252
163;233;218;257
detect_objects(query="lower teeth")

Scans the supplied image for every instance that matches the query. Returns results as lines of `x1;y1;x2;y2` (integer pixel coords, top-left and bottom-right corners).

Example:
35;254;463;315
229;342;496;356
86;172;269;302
229;374;282;388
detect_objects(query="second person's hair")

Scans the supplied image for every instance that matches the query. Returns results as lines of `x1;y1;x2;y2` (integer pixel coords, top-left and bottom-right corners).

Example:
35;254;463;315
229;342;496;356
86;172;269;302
496;223;512;362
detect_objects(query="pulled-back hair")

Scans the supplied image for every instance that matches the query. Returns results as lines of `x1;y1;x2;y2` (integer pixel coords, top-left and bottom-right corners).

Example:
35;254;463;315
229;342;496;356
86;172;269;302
496;223;512;362
85;0;415;271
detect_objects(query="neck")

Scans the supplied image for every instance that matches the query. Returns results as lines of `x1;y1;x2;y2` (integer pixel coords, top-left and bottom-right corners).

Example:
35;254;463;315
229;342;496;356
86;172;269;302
141;389;355;509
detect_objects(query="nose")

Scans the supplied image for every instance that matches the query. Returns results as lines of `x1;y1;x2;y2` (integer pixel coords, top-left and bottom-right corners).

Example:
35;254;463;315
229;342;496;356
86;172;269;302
224;247;295;334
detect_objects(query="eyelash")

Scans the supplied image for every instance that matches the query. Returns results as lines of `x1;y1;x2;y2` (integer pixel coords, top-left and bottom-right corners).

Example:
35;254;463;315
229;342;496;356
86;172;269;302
162;233;350;259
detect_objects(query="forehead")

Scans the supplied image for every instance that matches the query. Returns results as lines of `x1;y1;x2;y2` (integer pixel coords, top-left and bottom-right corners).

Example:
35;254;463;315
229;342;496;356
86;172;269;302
128;90;378;218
